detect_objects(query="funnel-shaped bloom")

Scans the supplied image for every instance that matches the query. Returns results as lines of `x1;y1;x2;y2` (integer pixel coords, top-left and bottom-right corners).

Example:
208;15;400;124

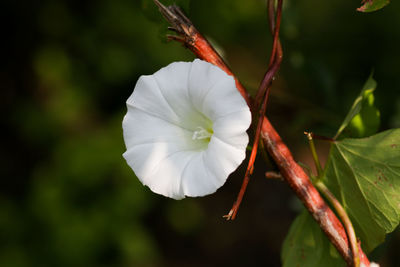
123;59;251;199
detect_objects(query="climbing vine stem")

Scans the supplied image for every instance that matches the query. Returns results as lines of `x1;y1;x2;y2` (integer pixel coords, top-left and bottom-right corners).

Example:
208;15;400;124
153;0;370;266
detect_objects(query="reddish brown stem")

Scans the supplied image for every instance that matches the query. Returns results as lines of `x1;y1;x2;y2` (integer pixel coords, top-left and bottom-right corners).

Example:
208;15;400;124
224;84;271;220
153;1;370;266
224;0;283;220
255;0;283;109
261;119;369;267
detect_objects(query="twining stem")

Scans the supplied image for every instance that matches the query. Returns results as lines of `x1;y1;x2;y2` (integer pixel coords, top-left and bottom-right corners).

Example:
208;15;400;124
255;0;283;109
223;84;271;220
153;1;370;266
223;86;270;220
316;181;360;267
306;132;360;267
223;0;283;221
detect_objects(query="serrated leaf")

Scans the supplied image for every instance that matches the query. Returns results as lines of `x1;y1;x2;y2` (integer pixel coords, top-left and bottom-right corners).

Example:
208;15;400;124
323;129;400;252
282;210;346;267
357;0;390;13
335;74;380;139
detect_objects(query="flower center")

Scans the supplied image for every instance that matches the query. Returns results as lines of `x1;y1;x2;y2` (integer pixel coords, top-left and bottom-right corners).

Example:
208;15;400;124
192;126;213;141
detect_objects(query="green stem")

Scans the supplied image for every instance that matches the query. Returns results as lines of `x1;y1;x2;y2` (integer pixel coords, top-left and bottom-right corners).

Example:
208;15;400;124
306;132;359;267
305;132;323;178
315;181;360;267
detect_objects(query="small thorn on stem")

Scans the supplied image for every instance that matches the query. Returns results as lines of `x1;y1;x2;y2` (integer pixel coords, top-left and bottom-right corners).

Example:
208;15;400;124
166;35;185;43
223;203;238;220
167;26;179;33
265;171;283;180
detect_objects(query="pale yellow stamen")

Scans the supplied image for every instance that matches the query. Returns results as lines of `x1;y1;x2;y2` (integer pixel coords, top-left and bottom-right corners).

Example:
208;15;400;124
192;126;213;140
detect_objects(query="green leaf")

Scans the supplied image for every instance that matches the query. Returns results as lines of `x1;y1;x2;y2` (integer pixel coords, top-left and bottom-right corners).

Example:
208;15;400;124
282;210;346;267
334;74;380;139
323;128;400;252
357;0;390;13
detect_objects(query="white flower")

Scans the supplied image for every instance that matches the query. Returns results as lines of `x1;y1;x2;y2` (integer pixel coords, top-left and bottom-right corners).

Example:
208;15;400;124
122;59;251;199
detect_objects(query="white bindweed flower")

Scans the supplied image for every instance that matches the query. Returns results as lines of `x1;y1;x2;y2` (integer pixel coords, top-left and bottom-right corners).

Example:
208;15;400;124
122;59;251;199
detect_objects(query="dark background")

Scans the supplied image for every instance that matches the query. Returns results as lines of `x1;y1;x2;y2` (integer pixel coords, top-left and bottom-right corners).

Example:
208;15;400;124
2;0;399;266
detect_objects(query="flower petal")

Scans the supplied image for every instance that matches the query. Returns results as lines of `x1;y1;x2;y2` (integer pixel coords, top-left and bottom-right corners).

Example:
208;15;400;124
152;61;207;130
188;59;250;122
123;107;211;199
187;59;222;112
123;108;196;149
203;136;247;185
124;145;195;199
202;76;250;121
145;151;198;199
212;109;251;148
180;152;222;197
127;74;181;126
123;59;251;199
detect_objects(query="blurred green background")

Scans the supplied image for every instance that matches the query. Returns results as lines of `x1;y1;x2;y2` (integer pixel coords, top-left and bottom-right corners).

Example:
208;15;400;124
2;0;400;266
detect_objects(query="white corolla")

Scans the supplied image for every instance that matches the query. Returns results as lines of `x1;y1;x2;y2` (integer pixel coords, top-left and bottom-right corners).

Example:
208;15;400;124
122;59;251;199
